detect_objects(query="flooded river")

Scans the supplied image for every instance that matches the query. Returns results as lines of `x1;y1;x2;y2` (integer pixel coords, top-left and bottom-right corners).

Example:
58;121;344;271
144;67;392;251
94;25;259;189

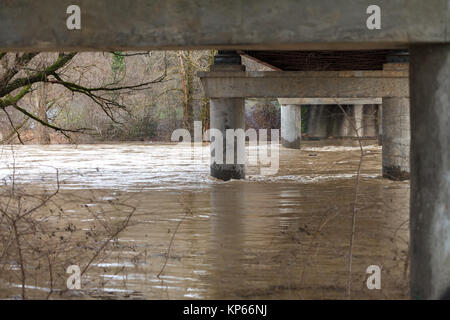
0;141;409;299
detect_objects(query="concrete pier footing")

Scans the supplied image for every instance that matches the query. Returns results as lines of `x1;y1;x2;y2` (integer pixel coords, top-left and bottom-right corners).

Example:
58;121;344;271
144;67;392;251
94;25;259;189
210;97;246;180
281;104;302;149
410;44;450;300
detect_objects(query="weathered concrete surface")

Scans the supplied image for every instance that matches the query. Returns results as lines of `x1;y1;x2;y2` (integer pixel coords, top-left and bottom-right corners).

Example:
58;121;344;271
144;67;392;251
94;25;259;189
362;104;378;137
199;71;409;98
281;104;302;149
0;0;448;51
410;44;450;300
279;98;382;105
381;62;410;180
208;54;246;181
279;100;380;139
305;105;329;139
341;106;357;137
354;104;363;136
382;97;410;180
210;97;246;180
302;104;379;139
328;106;347;138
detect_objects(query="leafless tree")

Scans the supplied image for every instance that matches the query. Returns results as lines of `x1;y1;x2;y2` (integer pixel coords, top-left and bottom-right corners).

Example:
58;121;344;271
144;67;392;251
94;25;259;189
0;52;167;143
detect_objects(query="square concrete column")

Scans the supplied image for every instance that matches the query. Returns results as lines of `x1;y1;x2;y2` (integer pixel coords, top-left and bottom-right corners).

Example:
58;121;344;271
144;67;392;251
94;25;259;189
281;104;302;149
410;44;450;300
382;60;410;180
209;51;246;181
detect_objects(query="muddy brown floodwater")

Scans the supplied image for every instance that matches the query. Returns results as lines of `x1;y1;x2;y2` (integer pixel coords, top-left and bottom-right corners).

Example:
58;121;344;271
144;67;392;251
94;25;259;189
0;140;409;299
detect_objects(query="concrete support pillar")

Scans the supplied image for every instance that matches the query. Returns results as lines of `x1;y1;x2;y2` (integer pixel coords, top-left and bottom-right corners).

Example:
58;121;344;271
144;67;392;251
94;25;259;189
210;98;245;180
281;104;302;148
382;97;410;180
341;105;354;137
354;104;363;137
328;106;344;138
306;105;328;139
410;44;450;300
361;104;378;138
382;59;410;180
209;51;246;181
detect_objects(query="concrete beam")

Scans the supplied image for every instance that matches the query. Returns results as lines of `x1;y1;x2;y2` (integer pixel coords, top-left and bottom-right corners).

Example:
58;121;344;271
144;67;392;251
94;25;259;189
199;71;409;98
279;98;382;105
0;0;448;51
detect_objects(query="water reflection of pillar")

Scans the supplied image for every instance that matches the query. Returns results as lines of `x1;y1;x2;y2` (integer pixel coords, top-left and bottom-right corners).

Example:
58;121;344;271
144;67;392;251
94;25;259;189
208;183;284;299
380;182;410;294
352;182;409;297
208;184;245;298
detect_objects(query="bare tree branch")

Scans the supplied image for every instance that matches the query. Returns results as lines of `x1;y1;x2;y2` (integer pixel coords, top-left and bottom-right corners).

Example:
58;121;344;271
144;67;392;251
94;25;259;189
0;53;76;97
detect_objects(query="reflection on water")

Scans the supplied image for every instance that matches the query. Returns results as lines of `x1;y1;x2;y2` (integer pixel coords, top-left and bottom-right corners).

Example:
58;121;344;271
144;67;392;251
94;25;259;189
0;141;409;299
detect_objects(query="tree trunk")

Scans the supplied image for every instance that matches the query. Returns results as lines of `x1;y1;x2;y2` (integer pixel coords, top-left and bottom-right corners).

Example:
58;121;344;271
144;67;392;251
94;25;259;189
178;51;194;137
37;82;51;144
201;50;215;141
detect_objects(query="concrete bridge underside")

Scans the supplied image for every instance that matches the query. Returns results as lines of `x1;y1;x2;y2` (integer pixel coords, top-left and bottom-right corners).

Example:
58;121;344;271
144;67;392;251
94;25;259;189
1;0;449;300
200;59;410;181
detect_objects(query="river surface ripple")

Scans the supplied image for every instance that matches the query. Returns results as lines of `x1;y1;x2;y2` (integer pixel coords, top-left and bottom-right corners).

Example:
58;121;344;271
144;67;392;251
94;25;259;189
0;142;410;299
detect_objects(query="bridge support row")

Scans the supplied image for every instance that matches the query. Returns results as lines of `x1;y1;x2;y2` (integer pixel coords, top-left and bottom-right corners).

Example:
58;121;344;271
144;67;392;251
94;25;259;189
202;45;450;299
382;60;411;180
204;51;412;181
279;101;380;145
278;61;411;182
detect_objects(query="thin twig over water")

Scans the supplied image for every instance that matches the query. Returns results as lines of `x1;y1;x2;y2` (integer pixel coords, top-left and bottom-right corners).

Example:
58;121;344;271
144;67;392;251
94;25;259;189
157;197;192;278
335;103;365;298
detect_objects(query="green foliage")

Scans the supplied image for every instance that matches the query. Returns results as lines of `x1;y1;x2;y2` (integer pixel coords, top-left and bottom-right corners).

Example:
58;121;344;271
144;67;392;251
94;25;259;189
111;52;126;81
